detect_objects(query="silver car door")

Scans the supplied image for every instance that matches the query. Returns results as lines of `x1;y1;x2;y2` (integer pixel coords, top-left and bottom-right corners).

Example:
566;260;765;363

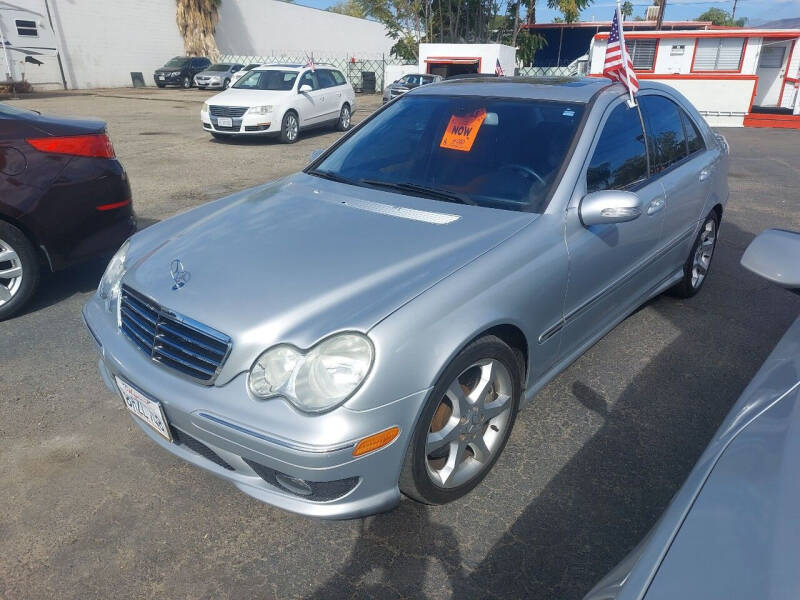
558;98;669;361
638;93;713;266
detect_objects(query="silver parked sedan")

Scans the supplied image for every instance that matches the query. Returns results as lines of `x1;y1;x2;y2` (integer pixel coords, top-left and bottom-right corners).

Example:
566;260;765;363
83;77;729;518
194;63;243;89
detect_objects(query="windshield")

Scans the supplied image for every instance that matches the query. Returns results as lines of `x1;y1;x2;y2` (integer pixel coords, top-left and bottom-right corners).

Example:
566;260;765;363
164;57;188;67
233;70;298;90
312;94;585;212
206;64;231;72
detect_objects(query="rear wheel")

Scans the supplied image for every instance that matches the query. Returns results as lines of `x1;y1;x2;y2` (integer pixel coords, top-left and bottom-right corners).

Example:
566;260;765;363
280;111;299;144
671;211;719;298
399;336;521;504
336;104;351;131
0;221;40;321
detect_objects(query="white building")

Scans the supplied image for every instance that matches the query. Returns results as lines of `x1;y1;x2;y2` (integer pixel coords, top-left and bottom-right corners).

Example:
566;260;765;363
418;44;516;78
589;29;800;128
0;0;393;90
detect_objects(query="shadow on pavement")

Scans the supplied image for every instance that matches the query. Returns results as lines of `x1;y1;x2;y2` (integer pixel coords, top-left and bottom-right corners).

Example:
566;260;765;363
306;221;800;600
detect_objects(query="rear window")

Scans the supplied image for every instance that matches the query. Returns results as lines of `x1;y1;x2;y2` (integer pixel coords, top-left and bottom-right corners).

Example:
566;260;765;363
233;70;298;91
313;94;585;213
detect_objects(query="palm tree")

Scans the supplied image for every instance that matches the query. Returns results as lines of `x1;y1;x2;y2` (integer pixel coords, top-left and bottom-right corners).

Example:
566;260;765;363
176;0;221;59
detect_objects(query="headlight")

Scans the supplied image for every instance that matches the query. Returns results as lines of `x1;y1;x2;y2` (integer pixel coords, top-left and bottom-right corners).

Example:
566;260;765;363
97;240;130;314
201;103;209;114
249;333;374;413
247;105;273;115
170;71;181;77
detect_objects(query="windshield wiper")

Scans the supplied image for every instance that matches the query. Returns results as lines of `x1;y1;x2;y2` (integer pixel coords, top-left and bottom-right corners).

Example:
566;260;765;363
308;169;358;186
360;179;475;206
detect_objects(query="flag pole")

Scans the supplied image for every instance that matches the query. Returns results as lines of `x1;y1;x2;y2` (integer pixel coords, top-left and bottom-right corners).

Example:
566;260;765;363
617;0;636;107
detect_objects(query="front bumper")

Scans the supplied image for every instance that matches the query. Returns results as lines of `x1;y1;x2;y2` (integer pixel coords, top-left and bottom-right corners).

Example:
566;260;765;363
154;73;183;85
83;297;429;519
196;78;224;88
201;111;280;135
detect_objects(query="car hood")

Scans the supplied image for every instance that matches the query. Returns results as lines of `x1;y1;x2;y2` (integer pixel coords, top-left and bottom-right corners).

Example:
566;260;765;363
123;173;536;383
206;88;293;106
196;70;226;78
155;67;184;73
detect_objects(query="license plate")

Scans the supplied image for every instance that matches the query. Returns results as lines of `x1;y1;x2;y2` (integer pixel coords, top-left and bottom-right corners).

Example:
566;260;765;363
158;75;165;80
217;117;232;127
116;377;172;442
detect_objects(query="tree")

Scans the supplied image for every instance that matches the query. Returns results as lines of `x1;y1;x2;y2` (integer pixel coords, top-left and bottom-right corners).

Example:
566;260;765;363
697;7;747;27
621;1;633;20
328;0;367;18
176;0;221;59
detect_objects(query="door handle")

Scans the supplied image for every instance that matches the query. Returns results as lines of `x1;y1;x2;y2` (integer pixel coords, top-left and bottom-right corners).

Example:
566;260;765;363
646;197;665;215
699;168;711;182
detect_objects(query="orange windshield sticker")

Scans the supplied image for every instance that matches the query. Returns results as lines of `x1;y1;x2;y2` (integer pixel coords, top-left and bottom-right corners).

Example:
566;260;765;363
440;109;487;152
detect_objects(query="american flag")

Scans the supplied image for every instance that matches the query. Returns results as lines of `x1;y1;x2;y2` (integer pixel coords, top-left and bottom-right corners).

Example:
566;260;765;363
495;59;504;76
603;5;639;98
304;53;315;72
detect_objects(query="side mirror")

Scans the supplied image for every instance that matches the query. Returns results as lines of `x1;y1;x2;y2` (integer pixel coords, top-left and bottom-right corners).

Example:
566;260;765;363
579;190;642;227
741;229;800;292
299;84;312;93
309;149;323;162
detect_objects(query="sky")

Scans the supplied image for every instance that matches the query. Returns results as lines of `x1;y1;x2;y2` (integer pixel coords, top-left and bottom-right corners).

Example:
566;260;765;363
296;0;800;26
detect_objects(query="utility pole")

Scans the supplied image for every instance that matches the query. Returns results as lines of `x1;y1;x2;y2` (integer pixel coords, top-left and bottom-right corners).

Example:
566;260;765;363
656;0;667;30
731;0;739;21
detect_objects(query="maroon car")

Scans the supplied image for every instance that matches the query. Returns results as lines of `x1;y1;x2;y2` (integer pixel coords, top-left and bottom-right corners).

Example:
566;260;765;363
0;102;135;320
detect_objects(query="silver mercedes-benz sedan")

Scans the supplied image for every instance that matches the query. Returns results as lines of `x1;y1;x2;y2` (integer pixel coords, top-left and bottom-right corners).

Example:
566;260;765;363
83;77;729;518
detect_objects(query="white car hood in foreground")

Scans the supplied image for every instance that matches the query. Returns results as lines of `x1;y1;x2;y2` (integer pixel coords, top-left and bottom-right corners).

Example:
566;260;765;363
205;88;293;107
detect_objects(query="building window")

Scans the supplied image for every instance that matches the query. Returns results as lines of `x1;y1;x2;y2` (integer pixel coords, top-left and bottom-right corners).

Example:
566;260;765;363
627;39;657;71
693;37;746;71
15;19;38;37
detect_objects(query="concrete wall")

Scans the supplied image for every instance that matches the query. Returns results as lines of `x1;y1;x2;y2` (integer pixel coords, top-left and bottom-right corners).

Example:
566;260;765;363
49;0;184;89
215;0;393;58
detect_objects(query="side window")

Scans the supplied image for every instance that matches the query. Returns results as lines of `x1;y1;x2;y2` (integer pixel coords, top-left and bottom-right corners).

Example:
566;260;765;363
639;95;688;173
16;20;38;37
331;70;346;86
316;69;336;88
681;111;705;155
586;103;648;193
299;71;318;90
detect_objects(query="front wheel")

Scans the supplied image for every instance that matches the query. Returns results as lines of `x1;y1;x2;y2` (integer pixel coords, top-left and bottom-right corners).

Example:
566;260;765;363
399;335;521;505
670;211;719;298
182;76;192;89
280;111;299;144
335;104;351;131
223;78;230;89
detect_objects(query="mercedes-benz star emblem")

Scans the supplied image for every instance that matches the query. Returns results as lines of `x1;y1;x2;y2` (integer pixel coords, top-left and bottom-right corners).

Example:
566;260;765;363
170;259;190;290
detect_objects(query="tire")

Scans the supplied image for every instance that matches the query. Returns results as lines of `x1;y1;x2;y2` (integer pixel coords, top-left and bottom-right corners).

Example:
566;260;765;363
670;211;719;298
0;221;40;321
182;76;192;89
223;78;230;89
280;111;299;144
336;103;351;131
399;335;522;505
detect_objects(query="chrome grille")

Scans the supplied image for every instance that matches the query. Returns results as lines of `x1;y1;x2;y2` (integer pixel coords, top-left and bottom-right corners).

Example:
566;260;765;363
209;105;248;118
119;285;231;384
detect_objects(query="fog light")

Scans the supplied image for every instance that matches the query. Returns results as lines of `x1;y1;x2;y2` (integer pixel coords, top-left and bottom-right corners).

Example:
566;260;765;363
275;473;313;496
353;427;400;457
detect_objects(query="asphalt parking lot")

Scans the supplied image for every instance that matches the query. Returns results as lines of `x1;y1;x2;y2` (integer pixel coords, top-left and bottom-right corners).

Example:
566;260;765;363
1;88;799;600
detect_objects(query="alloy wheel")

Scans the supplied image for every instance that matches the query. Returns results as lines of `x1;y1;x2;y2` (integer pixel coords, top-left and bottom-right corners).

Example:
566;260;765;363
691;218;716;288
286;115;298;141
425;359;513;488
0;237;24;307
340;106;351;129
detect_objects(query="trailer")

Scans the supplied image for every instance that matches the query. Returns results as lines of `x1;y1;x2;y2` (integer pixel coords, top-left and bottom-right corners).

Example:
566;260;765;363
0;1;61;88
589;28;800;128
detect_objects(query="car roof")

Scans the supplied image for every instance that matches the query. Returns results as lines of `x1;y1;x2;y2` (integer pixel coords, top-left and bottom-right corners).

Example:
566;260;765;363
409;76;617;103
253;64;341;72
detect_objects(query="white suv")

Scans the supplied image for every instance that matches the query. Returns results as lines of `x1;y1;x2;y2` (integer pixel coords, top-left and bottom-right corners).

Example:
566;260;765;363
201;65;356;143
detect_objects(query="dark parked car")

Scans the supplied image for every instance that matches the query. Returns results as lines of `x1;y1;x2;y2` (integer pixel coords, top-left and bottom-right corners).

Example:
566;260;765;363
0;102;135;319
382;73;442;103
154;56;210;88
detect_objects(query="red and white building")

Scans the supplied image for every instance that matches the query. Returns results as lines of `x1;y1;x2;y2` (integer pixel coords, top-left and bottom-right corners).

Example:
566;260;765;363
589;29;800;128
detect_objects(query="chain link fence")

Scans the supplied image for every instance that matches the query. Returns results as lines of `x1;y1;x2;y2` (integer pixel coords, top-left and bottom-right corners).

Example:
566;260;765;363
219;53;414;93
517;66;579;77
